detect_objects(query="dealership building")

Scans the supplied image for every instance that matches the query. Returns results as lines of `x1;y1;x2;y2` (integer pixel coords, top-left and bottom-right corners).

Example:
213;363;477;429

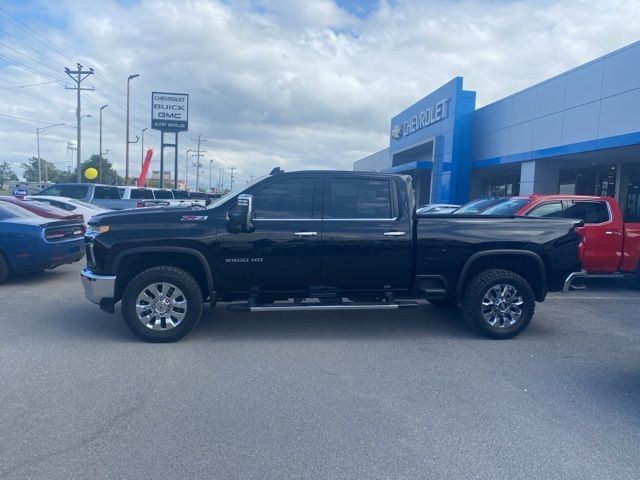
354;40;640;220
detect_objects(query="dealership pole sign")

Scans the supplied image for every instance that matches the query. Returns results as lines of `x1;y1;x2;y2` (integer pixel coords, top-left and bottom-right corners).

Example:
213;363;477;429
151;92;189;132
151;92;189;189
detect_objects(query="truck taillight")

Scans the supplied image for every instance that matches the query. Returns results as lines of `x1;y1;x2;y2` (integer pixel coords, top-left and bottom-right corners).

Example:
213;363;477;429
137;201;145;208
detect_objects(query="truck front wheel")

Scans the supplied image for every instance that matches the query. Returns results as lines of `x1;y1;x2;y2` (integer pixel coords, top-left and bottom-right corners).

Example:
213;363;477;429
461;269;535;339
121;266;204;343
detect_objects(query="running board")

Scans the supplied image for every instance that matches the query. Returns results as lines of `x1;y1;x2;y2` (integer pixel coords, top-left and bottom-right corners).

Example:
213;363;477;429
562;270;628;292
226;300;419;313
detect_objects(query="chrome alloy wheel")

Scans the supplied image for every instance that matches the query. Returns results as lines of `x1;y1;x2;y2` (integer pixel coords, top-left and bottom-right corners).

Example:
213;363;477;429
135;282;187;331
481;284;523;328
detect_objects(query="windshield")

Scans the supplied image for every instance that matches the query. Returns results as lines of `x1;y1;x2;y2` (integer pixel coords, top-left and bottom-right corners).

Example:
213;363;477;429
482;198;530;215
455;198;505;214
206;176;268;209
39;184;89;199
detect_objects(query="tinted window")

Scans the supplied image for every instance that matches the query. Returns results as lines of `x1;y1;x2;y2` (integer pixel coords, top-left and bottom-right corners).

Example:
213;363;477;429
172;190;189;199
118;188;125;198
39;185;89;199
326;178;391;219
189;192;206;199
455;198;505;214
483;198;530;215
153;190;174;199
131;189;154;199
33;199;75;211
253;178;314;219
564;201;610;224
526;202;563;218
93;186;120;199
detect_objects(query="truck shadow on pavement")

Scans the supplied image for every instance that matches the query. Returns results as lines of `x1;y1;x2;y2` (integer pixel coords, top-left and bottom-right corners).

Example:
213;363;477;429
190;303;483;342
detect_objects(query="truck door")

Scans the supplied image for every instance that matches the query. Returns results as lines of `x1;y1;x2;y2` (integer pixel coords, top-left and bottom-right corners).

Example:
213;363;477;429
216;176;324;295
563;200;623;272
320;175;413;294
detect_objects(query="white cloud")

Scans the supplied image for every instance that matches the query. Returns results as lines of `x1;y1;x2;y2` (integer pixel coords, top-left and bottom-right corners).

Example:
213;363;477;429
0;0;639;187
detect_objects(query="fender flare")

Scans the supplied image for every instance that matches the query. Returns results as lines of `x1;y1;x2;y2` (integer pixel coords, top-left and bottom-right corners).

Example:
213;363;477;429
456;249;546;300
112;246;216;299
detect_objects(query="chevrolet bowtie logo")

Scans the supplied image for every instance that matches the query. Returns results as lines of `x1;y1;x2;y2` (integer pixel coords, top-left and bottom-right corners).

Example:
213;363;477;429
391;124;402;140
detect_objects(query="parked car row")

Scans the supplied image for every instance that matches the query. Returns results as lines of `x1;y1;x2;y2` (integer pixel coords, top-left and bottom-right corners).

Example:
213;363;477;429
0;197;86;283
35;183;219;210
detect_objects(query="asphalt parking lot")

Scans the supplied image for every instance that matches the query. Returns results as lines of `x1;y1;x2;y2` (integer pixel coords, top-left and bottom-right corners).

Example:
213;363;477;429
1;264;639;480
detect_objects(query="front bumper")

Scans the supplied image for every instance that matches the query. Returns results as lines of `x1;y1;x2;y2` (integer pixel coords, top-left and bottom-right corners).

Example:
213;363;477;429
81;267;116;304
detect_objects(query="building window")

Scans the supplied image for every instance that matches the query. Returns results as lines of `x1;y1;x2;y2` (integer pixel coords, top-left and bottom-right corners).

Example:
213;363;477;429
482;174;520;197
558;165;617;197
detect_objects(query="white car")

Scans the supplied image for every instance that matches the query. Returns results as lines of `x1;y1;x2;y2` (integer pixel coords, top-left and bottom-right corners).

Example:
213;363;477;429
416;203;460;215
26;195;111;225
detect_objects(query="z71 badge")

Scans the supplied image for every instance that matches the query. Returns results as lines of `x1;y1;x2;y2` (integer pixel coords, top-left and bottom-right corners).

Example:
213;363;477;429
181;215;208;222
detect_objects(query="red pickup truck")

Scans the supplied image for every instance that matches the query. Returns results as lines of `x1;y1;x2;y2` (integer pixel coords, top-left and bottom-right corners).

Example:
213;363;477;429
481;195;640;289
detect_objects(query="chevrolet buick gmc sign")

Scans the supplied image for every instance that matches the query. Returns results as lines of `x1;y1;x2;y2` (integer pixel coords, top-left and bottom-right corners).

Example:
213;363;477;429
151;92;189;132
391;98;450;140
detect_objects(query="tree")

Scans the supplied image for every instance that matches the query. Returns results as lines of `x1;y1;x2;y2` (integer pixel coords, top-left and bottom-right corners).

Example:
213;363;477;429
77;155;124;185
0;162;19;190
21;157;64;183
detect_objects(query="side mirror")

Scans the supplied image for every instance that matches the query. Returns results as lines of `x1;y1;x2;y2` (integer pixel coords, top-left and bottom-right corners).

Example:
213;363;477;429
227;194;255;233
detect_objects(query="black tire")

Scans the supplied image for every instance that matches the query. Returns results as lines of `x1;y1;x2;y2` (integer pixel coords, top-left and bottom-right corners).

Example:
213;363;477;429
427;299;457;308
461;269;535;339
121;266;203;343
0;252;9;284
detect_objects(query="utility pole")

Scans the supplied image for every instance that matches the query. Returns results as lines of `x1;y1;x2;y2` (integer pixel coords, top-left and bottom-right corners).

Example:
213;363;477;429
191;134;207;191
65;63;94;183
125;73;140;185
219;166;224;191
99;105;108;183
228;165;236;190
184;149;193;190
209;160;214;192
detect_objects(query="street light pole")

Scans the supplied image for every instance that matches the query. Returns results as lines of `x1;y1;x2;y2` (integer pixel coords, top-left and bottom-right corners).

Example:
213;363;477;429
99;105;108;183
141;128;148;167
209;160;214;192
125;73;140;185
185;149;193;190
36;123;65;186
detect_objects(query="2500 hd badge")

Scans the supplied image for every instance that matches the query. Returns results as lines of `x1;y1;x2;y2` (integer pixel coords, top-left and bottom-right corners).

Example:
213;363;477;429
225;258;264;263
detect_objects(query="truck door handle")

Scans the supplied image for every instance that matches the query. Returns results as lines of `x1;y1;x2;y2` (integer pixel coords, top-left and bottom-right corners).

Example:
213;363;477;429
383;231;406;236
605;231;622;236
294;231;318;237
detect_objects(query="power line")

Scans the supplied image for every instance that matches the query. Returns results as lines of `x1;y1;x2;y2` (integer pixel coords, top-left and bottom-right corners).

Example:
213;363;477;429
0;112;64;124
0;40;62;75
0;53;66;83
0;80;60;90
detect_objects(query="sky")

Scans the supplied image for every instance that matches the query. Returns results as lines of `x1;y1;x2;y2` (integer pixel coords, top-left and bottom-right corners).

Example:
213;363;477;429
1;0;639;188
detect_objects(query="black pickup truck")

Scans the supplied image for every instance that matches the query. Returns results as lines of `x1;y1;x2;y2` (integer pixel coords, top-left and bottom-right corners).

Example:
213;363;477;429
81;169;582;342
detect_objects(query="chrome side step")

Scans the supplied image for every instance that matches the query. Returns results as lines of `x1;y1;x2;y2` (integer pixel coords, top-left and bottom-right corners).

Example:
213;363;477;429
562;270;627;293
227;300;419;313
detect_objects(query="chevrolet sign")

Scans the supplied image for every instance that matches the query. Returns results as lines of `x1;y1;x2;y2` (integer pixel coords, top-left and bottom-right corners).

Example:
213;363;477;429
391;98;450;140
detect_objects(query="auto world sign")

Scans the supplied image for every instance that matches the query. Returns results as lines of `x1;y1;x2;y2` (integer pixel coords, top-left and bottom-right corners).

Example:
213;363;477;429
151;92;189;132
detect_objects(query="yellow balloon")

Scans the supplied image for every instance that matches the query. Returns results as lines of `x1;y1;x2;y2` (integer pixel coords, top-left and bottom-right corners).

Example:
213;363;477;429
84;167;98;180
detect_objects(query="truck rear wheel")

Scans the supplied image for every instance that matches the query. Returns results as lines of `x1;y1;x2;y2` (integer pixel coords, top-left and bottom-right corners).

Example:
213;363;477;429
461;269;534;339
121;266;204;343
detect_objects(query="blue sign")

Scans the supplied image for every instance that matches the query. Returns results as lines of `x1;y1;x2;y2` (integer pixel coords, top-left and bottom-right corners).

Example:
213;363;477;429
13;188;27;197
